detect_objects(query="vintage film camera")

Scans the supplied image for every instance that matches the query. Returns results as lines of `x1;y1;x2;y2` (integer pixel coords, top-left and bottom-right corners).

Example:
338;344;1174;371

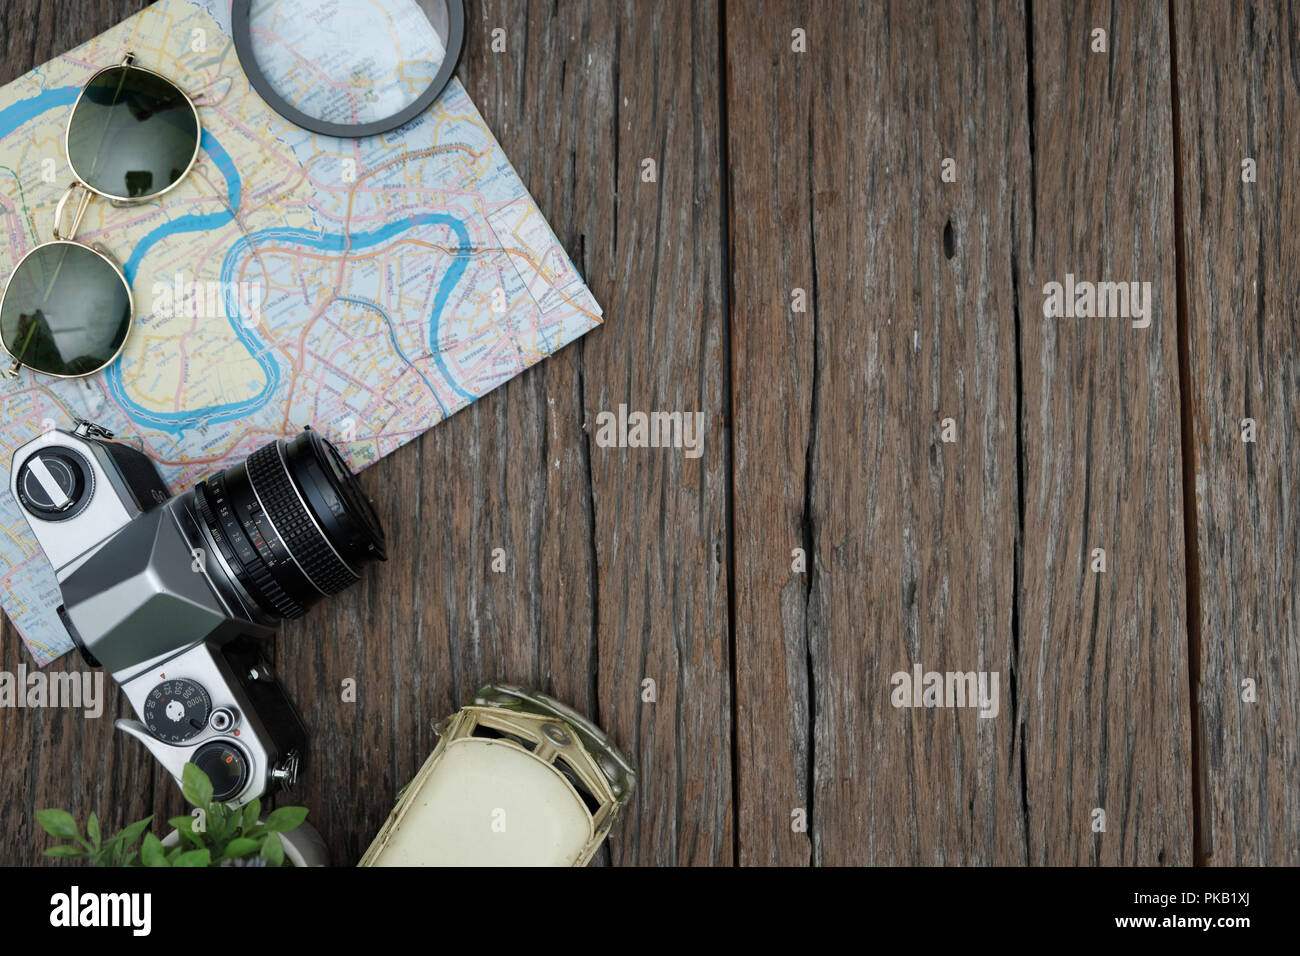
10;419;385;806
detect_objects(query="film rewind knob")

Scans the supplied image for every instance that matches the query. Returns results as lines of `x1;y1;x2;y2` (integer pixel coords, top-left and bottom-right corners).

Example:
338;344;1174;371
16;448;93;520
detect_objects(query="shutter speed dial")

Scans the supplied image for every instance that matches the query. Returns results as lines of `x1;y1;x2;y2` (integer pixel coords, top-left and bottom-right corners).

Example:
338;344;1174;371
143;678;212;744
16;447;94;521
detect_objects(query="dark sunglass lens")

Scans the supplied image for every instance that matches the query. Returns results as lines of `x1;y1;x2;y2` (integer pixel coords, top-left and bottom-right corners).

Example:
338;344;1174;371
67;66;198;200
1;243;131;376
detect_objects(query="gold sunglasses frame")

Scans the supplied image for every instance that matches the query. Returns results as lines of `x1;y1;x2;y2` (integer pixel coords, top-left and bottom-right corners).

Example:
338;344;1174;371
0;52;203;379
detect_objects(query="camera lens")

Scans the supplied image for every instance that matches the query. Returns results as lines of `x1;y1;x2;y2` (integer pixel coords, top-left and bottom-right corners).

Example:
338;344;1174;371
193;429;386;620
193;741;249;802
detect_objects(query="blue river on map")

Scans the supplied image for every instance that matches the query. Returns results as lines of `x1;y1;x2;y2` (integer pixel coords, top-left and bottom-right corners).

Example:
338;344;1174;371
0;85;473;433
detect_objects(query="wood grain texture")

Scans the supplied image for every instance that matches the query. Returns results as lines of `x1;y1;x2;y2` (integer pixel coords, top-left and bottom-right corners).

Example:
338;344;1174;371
0;639;166;865
729;0;1200;865
569;0;734;865
460;0;734;866
1172;0;1300;866
0;0;1294;869
1019;0;1192;863
729;0;1026;865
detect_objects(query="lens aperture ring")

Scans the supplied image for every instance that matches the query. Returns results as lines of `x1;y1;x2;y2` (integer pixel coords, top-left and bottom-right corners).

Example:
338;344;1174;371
194;478;306;620
246;441;358;596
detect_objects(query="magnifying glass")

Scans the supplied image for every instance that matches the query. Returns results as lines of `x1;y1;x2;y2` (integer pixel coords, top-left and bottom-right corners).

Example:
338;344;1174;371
232;0;465;138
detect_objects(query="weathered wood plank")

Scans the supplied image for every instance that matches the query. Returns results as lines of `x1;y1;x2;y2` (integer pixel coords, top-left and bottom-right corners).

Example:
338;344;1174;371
724;0;816;865
0;635;166;865
1172;0;1300;866
728;0;1027;864
1020;0;1192;863
569;0;734;865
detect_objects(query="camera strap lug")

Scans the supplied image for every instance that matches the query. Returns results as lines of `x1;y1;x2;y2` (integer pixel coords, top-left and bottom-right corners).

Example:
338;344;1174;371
271;751;300;791
72;418;114;440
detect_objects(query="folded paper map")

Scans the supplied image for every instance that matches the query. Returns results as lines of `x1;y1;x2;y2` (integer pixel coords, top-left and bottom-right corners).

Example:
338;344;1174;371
0;0;603;663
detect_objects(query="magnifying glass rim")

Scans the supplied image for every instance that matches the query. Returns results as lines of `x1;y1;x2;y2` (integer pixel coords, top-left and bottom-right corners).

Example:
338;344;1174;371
231;0;465;138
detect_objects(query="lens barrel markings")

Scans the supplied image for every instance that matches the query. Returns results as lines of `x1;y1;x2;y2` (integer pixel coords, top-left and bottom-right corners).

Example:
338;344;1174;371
247;441;357;595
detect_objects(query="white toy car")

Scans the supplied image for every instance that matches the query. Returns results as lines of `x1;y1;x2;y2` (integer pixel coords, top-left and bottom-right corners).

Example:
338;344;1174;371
359;683;635;866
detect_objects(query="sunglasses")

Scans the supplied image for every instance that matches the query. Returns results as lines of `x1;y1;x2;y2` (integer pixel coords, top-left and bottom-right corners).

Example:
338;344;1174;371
0;53;201;379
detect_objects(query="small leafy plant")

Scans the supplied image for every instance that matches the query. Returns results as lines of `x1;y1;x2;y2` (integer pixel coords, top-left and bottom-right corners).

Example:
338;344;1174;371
38;763;309;867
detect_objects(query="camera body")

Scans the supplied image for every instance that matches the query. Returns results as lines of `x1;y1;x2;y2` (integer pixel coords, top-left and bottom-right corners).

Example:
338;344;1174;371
11;420;308;806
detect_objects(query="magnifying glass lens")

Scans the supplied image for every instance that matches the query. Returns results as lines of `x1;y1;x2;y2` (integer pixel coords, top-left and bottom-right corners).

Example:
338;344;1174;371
246;0;453;131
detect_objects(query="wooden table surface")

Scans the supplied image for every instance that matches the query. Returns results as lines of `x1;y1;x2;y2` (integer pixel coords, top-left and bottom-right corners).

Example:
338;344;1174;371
1;0;1296;866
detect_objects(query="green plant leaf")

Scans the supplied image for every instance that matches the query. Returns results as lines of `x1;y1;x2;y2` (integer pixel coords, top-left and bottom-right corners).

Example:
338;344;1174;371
115;816;153;852
169;816;204;848
172;848;211;868
43;845;84;858
181;763;213;809
86;813;101;850
222;838;260;860
100;816;153;867
208;802;231;844
102;832;125;865
140;832;167;867
36;809;80;841
260;831;284;867
264;806;308;832
241;799;261;834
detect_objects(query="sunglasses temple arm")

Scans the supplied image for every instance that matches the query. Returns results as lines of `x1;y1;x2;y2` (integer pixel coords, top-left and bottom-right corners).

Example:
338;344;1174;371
188;74;233;108
193;163;245;221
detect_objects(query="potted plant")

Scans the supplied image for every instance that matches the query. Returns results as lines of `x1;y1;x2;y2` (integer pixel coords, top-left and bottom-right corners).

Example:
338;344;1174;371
38;763;325;867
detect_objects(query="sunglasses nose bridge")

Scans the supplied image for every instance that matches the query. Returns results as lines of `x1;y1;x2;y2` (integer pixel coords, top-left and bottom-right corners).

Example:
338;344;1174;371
52;182;93;241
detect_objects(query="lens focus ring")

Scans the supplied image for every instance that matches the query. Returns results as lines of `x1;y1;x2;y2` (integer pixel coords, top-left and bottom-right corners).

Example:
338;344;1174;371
246;442;357;596
191;429;385;622
194;479;306;620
